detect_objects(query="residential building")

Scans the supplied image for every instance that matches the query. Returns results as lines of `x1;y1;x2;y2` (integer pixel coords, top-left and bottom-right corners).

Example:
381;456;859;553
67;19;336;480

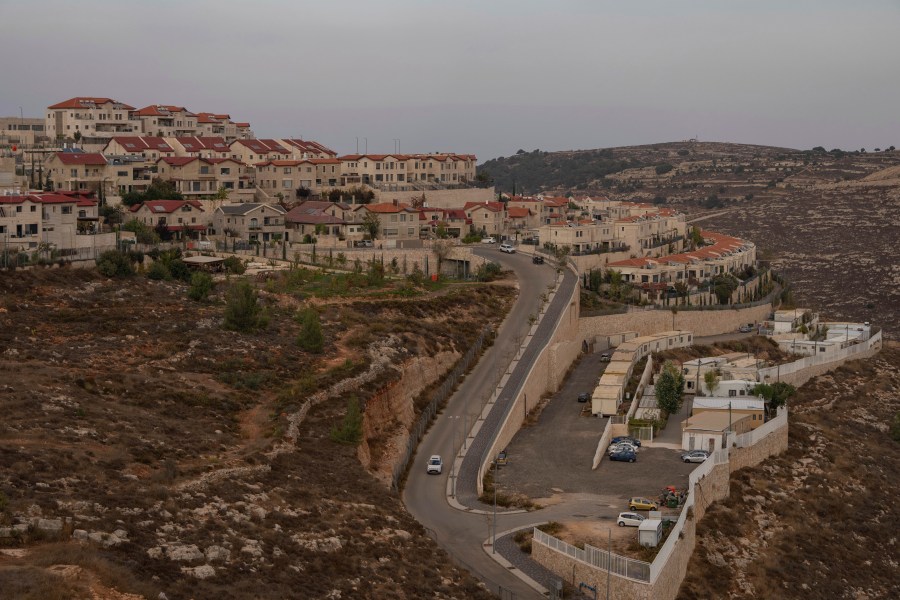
0;192;98;251
168;136;231;159
196;113;241;141
464;201;505;236
254;158;342;199
229;139;290;165
349;202;419;242
284;201;350;242
0;117;47;148
45;97;138;147
691;397;766;430
279;139;337;160
682;353;762;395
212;203;287;242
155;157;252;199
128;200;207;240
681;411;752;452
102;137;176;163
130;105;198;138
44;152;108;192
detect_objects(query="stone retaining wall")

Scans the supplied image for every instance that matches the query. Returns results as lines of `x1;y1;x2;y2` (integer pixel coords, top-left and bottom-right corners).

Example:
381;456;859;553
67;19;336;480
579;303;772;340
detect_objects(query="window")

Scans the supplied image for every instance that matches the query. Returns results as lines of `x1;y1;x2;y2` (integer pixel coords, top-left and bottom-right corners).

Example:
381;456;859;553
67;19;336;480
200;166;210;174
283;167;291;174
30;205;37;212
283;180;292;189
729;390;737;397
220;167;230;175
62;206;72;215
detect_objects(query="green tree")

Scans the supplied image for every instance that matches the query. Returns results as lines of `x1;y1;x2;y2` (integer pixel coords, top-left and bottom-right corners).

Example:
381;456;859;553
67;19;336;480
704;370;720;396
122;219;161;244
361;211;381;240
711;273;739;304
751;382;796;415
330;396;363;444
223;256;246;274
147;260;171;280
223;281;268;332
296;307;324;353
96;250;134;277
188;272;214;302
655;163;674;175
656;361;685;415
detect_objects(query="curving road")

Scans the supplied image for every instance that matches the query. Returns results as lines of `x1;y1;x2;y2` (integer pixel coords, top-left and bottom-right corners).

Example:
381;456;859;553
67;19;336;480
403;248;579;598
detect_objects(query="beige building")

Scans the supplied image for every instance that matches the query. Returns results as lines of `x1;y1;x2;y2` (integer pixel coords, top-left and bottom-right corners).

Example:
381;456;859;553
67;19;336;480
128;199;208;240
0;117;47;149
229;139;290;165
168;136;231;158
284;201;350;242
44;152;108;192
682;411;752;453
130;105;198;138
338;153;477;190
155;157;253;199
45;97;138;147
279;139;337;160
0;192;98;251
102;137;176;163
212;203;286;242
464;202;505;236
254;159;342;199
349;202;419;242
691;397;766;430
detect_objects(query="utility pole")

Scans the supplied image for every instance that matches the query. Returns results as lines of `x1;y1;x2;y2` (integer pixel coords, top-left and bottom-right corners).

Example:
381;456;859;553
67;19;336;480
492;456;498;554
606;528;611;600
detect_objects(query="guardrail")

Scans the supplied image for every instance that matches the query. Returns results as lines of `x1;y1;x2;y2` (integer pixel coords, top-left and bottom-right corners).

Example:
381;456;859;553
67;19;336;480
533;528;651;583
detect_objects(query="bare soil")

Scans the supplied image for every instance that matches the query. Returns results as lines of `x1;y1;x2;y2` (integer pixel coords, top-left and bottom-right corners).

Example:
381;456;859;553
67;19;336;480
0;267;513;599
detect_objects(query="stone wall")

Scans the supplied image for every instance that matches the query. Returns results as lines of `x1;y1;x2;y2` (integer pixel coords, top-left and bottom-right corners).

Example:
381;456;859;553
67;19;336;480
579;303;772;341
729;417;789;473
288;245;491;278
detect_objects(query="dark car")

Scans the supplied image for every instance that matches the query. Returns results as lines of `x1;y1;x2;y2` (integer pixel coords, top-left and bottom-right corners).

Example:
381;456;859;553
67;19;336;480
532;255;544;265
577;392;591;403
609;450;637;463
612;436;641;448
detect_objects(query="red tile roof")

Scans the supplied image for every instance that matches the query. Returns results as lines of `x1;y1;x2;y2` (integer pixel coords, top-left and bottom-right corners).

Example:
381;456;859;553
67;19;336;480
507;207;532;218
175;136;230;152
107;136;174;153
282;139;336;156
231;139;288;154
53;152;107;166
129;200;204;214
131;105;194;117
464;201;504;212
48;97;135;110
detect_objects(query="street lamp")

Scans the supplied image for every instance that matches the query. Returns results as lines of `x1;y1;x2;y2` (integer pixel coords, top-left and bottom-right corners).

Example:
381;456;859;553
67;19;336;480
492;451;501;554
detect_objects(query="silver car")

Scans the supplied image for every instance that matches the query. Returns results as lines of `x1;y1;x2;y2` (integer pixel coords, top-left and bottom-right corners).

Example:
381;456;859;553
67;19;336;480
682;450;709;463
617;512;645;527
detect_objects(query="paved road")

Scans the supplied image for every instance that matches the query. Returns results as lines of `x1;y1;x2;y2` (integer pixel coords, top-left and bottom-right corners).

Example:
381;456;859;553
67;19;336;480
403;248;566;599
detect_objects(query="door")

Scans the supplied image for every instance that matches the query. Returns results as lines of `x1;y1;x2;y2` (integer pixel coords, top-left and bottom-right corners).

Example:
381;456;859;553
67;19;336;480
708;438;716;454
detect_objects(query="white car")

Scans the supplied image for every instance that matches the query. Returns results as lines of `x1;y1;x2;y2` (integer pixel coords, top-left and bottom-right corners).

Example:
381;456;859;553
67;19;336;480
499;242;515;253
426;455;443;474
482;236;496;244
617;512;645;527
608;442;638;455
682;450;709;463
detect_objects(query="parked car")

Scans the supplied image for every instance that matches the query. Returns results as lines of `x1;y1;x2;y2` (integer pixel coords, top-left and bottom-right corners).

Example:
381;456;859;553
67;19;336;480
482;236;496;244
617;512;645;527
494;450;509;466
577;392;591;403
612;436;642;448
532;255;545;265
426;455;443;474
599;352;611;362
738;324;753;333
608;442;638;455
681;450;710;463
609;450;637;463
499;242;516;253
629;497;659;511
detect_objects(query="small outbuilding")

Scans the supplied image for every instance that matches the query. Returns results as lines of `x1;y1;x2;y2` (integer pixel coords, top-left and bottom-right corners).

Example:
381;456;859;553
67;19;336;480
638;519;663;548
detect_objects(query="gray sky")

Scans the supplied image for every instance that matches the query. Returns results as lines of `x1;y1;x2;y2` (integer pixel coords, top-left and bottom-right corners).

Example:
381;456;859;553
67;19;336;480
2;0;898;160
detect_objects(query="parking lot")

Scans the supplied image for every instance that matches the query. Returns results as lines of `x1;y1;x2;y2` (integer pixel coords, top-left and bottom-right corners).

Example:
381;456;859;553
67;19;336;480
498;350;696;513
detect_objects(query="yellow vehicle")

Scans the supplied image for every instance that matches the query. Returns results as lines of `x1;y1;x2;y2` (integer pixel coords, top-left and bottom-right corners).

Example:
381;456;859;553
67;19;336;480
628;497;659;511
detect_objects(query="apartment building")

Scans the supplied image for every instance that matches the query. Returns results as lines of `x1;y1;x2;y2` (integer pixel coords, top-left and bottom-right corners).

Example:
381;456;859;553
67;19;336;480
0;192;98;250
255;159;342;198
280;139;337;160
45;97;138;147
0;117;47;148
168;137;231;158
229;139;290;165
44;152;108;192
128;200;207;240
464;201;505;236
338;153;477;189
349;202;419;241
155;157;251;198
212;203;286;242
130;105;198;138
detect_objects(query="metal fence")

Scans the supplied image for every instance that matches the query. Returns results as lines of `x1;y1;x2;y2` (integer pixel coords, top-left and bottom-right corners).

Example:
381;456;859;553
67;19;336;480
533;528;651;583
390;326;491;491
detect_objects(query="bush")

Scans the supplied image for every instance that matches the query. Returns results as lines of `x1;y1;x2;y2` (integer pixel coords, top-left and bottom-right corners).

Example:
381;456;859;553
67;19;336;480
146;260;171;280
223;256;246;274
121;219;161;244
188;272;214;302
330;397;363;444
167;259;191;282
223;281;268;332
96;251;134;277
296;307;324;353
475;262;503;282
655;163;674;175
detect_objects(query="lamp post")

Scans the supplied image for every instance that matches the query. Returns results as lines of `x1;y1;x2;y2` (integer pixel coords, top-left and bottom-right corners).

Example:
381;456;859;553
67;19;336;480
492;452;499;554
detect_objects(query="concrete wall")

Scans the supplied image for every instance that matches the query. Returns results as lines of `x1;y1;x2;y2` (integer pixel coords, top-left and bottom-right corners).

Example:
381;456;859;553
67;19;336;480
758;330;882;387
579;303;772;341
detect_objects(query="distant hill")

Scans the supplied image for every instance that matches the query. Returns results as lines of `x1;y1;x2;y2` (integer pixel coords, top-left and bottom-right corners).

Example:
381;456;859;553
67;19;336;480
478;141;806;195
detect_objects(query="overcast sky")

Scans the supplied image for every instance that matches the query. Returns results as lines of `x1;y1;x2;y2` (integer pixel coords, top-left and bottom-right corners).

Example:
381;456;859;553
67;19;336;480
1;0;898;160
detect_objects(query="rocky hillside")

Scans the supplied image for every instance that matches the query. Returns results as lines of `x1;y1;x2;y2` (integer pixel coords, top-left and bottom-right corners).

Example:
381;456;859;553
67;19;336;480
0;268;512;599
678;343;900;599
